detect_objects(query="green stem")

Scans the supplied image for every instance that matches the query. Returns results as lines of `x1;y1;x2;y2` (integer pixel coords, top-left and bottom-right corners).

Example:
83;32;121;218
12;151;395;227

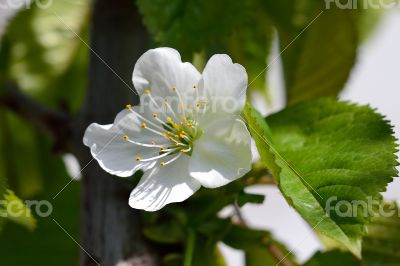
183;229;196;266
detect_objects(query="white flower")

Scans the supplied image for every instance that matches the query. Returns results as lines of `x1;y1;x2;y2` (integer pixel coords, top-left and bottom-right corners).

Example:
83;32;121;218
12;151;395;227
83;48;252;211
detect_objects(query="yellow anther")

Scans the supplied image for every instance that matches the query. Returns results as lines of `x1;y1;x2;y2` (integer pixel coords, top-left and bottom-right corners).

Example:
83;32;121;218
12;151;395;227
160;147;165;151
126;104;132;109
151;141;156;145
141;123;147;128
123;135;129;140
181;115;186;120
144;89;151;94
153;113;158;118
179;134;185;138
162;133;167;137
174;134;179;138
135;156;141;161
187;123;193;127
160;162;166;167
172;86;176;91
167;131;172;135
196;103;200;108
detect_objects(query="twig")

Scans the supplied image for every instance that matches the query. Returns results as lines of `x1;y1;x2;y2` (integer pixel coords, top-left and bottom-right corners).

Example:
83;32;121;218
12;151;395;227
233;205;293;266
0;84;71;151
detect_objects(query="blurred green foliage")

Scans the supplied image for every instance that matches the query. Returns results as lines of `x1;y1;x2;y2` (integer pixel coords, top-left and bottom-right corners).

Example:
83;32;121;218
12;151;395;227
0;0;398;265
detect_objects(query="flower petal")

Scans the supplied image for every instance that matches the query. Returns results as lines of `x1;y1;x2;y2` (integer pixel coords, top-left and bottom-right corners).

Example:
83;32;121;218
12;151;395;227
132;47;201;115
129;155;201;211
197;54;247;123
83;109;166;177
189;116;252;188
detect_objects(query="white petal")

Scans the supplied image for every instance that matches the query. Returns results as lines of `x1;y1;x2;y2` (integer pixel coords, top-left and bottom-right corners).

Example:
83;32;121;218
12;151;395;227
189;117;252;188
198;54;247;123
129;155;201;211
83;109;166;177
132;47;201;114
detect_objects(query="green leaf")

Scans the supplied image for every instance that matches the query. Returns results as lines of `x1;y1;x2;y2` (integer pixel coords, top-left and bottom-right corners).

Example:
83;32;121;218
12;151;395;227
304;250;360;266
192;234;226;266
137;0;249;59
244;99;398;257
143;220;184;244
362;202;400;266
137;0;274;97
223;8;274;98
280;8;358;105
222;224;296;266
237;191;265;207
0;189;37;231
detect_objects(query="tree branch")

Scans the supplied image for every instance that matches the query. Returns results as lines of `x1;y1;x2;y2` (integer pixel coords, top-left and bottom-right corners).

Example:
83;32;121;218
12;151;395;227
234;204;293;266
0;85;71;151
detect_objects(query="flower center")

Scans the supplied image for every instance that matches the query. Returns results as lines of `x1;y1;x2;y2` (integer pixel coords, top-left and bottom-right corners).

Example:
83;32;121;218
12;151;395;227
123;85;208;168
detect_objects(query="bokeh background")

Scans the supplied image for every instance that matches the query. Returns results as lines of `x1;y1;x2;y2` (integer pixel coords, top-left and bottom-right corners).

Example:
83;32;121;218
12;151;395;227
0;1;399;265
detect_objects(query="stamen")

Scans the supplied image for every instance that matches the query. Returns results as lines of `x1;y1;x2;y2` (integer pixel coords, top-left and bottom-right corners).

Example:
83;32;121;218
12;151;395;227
125;137;164;148
180;146;192;153
160;152;183;167
136;156;141;161
154;116;174;131
164;100;177;118
126;108;165;131
171;85;186;117
126;104;132;109
144;125;169;137
139;149;177;162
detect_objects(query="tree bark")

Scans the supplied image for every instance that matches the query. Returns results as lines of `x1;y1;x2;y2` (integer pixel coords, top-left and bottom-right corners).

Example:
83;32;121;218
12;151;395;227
72;0;158;265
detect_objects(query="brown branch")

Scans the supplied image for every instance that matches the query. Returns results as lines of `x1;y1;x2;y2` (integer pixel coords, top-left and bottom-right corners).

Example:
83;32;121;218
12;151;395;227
0;84;71;151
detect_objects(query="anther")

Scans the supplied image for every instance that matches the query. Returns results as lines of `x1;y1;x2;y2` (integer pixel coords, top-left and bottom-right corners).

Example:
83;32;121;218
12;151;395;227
160;162;166;167
144;89;151;94
153;113;158;118
126;104;132;109
123;135;129;140
172;86;176;91
135;156;141;161
141;123;147;128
